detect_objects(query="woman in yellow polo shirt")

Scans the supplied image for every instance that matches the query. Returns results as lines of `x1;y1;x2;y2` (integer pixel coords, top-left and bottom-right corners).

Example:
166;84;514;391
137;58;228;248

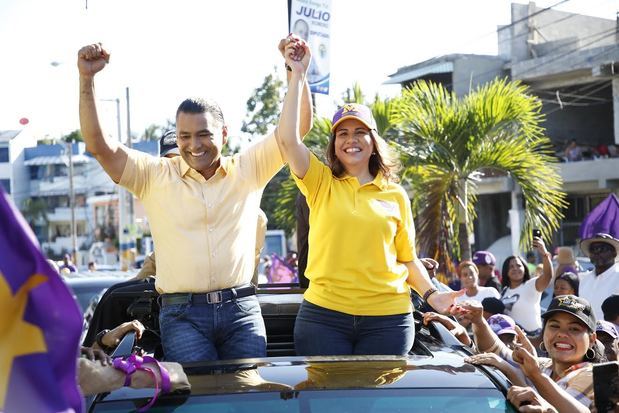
276;40;462;355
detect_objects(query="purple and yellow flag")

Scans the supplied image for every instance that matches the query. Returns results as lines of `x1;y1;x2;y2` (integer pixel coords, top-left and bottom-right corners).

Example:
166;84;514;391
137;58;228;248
0;189;83;413
579;193;619;239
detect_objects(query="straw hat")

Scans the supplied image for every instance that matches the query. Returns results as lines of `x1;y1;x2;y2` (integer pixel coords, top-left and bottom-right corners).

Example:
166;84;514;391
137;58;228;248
580;233;619;257
555;247;576;265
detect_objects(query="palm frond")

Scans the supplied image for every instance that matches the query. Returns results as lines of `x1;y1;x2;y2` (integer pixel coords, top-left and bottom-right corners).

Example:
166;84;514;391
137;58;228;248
392;78;567;259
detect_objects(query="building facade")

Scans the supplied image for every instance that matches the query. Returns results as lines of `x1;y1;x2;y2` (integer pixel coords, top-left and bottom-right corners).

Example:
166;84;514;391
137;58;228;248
385;2;619;259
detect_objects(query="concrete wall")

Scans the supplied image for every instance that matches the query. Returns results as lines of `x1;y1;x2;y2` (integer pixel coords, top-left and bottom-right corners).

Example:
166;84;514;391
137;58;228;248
452;56;507;97
9;129;37;207
509;2;615;64
541;88;614;146
473;192;512;250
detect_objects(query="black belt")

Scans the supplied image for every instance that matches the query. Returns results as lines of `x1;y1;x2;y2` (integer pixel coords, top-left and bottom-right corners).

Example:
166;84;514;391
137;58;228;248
160;285;256;306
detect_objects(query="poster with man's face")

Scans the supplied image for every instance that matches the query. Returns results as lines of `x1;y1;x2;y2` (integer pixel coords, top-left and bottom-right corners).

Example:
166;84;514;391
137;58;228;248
290;0;331;94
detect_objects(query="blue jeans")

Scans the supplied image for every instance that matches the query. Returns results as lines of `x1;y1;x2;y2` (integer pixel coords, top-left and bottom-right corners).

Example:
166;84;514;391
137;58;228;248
159;295;266;362
294;300;414;356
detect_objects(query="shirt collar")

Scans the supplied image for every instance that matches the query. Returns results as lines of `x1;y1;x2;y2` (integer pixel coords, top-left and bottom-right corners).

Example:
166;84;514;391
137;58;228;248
179;155;229;178
335;171;389;190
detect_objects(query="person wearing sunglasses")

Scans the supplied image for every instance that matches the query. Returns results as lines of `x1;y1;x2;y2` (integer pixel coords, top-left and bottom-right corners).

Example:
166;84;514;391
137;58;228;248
579;233;619;320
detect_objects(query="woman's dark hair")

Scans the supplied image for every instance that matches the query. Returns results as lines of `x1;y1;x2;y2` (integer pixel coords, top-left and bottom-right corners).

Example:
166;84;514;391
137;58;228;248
501;256;531;289
553;272;580;296
585;340;608;363
326;129;400;183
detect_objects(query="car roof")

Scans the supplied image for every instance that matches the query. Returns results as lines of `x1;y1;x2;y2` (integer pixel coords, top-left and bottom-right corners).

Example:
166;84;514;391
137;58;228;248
99;351;503;404
90;286;510;408
64;275;132;287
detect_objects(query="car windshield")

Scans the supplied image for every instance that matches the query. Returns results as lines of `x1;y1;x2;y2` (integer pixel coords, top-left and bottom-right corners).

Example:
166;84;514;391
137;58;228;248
92;388;516;412
67;284;108;313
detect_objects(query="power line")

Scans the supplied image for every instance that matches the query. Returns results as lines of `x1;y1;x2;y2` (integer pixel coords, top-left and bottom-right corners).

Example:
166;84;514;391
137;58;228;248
444;25;618;91
497;0;573;33
544;80;612;114
450;0;574;51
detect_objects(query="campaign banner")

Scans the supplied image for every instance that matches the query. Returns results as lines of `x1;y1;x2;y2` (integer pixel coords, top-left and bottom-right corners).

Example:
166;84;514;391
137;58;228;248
290;0;332;94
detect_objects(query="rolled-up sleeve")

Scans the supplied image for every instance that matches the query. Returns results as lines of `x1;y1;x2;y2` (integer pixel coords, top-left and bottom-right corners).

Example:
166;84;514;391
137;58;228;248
118;149;158;199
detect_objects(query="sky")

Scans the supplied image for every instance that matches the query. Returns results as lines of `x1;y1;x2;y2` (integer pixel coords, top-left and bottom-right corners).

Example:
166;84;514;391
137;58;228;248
0;0;616;144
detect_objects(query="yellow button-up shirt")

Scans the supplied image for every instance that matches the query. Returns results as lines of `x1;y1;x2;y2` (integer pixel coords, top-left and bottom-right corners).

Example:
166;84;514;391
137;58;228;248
119;133;283;294
292;153;417;316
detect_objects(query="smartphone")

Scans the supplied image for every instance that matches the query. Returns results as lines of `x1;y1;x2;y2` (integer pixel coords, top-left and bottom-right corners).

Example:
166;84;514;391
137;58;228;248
532;229;542;238
593;361;619;412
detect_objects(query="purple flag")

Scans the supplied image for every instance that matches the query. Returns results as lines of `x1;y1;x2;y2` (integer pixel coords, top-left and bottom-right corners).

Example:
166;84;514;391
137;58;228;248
268;254;298;284
0;189;83;413
579;193;619;240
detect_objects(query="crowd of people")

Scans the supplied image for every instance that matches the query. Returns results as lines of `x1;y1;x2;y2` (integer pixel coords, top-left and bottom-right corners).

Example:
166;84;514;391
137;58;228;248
69;35;619;412
560;138;619;162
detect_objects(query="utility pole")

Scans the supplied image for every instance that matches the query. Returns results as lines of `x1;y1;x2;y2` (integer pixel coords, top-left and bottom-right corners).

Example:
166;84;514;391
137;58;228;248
118;87;135;270
101;97;126;269
126;87;134;229
67;140;78;265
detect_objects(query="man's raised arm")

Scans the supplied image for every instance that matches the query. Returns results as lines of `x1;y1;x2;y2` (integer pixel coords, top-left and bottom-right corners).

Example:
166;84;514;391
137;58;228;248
78;43;129;183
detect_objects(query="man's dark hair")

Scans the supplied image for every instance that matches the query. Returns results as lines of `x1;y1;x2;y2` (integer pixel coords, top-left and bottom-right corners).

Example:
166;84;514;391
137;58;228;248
176;97;225;125
482;297;505;315
602;295;619;321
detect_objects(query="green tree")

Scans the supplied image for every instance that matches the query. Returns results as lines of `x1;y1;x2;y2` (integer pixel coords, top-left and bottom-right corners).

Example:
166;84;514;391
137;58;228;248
141;120;175;141
242;68;284;138
61;129;83;143
240;69;290;231
391;78;566;265
21;198;48;230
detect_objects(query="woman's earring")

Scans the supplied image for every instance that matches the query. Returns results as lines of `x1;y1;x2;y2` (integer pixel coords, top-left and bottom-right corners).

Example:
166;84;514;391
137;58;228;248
538;342;546;353
585;347;595;360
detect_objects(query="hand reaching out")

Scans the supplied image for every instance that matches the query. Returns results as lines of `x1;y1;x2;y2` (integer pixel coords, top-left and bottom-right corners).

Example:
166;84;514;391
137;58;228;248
512;344;542;380
426;290;465;314
514;325;538;357
80;346;112;366
100;320;145;349
452;300;485;325
507;386;558;413
77;43;110;77
466;352;527;386
466;352;507;369
423;311;458;330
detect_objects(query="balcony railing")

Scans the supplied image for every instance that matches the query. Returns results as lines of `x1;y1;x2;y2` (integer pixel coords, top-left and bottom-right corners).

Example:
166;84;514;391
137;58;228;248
47;207;88;222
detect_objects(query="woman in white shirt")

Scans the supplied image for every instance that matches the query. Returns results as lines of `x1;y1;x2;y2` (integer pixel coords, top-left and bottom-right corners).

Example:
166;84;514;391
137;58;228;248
500;236;553;334
455;261;500;304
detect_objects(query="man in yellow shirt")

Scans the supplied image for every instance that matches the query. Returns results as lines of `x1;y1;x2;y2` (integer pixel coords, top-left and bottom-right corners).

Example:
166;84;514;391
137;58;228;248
77;37;312;362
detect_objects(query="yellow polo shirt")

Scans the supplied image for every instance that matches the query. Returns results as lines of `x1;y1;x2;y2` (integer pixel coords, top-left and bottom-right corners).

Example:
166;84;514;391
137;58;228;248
292;153;417;316
119;133;283;294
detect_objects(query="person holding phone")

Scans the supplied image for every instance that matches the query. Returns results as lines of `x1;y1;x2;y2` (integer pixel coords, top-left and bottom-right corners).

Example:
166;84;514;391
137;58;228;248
500;234;554;334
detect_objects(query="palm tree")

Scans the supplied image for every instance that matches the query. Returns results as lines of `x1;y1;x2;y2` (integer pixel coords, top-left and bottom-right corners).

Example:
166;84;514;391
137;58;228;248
391;78;566;265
